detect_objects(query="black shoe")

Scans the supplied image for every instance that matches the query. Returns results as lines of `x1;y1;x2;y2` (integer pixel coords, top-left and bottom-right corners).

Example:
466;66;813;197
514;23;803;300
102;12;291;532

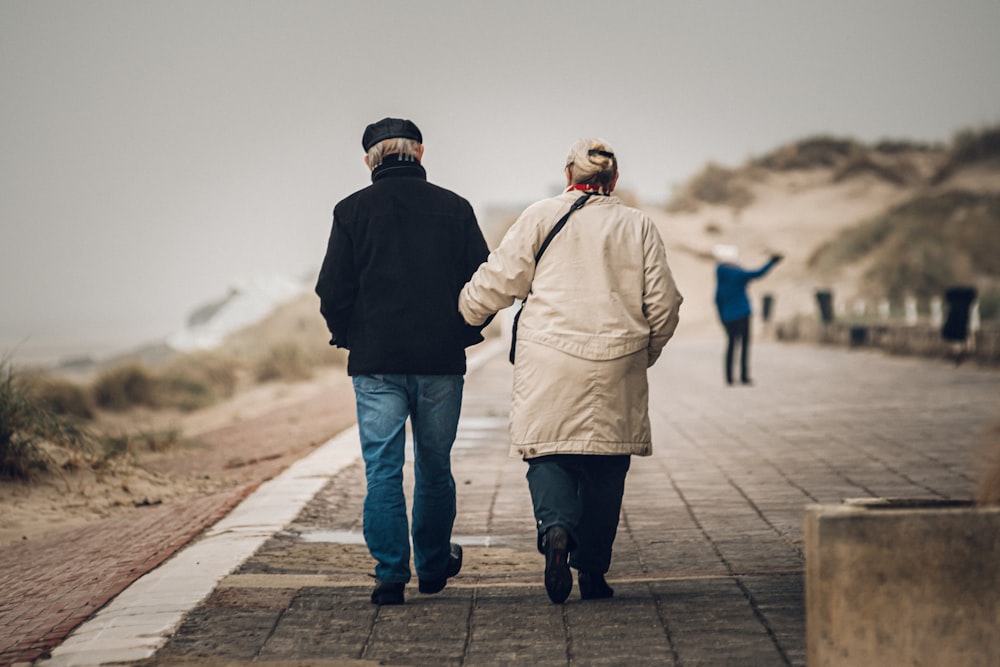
418;543;463;594
370;580;405;605
578;572;614;600
542;526;572;604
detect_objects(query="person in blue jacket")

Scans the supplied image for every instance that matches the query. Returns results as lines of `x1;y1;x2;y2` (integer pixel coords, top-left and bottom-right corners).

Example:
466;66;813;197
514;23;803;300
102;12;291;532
713;245;782;385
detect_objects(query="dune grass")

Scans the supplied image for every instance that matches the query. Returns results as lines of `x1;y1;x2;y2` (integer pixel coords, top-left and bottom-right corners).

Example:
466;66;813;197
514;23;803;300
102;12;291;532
809;191;1000;303
666;162;755;212
15;371;95;420
1;294;346;478
92;362;160;411
95;427;185;467
158;352;240;411
752;135;859;170
951;125;1000;167
255;341;315;382
0;361;93;479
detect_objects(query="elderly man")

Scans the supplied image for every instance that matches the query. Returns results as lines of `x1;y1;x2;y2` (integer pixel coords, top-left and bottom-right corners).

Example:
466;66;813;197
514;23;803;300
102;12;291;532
316;117;490;605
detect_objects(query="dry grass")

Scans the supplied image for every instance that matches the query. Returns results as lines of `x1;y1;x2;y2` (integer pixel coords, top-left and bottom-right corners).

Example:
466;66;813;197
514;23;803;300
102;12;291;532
95;427;185;466
0;362;93;479
92;362;159;411
832;152;919;186
1;360;206;478
219;293;346;382
88;294;342;412
255;342;315;382
15;371;95;420
752;135;858;170
951;125;1000;167
668;134;947;213
932;123;1000;184
808;191;1000;303
157;352;240;411
216;293;346;367
666;162;754;212
2;292;347;479
873;138;938;154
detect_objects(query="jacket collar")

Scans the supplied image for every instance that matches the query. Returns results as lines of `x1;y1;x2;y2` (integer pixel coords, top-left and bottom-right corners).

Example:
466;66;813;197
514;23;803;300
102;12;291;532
556;189;617;205
371;154;427;183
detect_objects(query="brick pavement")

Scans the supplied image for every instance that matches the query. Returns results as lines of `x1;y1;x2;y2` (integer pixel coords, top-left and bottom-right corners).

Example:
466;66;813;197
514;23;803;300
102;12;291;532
0;485;253;667
35;337;1000;666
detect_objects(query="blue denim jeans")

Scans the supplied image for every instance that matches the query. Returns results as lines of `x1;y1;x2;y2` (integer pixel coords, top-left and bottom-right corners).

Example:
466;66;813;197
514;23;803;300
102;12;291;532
352;374;464;584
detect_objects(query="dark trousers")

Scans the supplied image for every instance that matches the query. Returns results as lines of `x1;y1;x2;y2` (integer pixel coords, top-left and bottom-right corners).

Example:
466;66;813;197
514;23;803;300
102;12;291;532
723;316;751;384
526;453;631;574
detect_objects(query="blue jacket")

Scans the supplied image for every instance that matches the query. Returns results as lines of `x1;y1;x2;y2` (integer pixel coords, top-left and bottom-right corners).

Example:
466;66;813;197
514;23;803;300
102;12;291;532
714;258;779;324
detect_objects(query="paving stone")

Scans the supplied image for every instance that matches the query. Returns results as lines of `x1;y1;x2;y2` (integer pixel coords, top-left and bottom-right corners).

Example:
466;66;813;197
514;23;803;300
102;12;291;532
157;607;284;660
0;486;252;666
24;339;1000;666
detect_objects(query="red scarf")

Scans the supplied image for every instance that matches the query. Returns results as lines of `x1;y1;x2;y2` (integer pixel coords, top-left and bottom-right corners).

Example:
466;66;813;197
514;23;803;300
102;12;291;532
568;183;605;193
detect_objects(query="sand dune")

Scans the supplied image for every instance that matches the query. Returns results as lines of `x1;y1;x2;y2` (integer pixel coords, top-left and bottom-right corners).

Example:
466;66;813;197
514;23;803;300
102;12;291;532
644;147;1000;336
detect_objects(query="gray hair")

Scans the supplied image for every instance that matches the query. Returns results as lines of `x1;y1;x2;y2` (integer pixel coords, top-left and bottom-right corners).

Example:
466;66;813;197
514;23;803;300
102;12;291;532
565;137;618;192
366;137;421;169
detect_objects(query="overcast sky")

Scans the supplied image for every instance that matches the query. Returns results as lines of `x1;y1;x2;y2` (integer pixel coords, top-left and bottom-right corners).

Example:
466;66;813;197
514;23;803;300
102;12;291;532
2;0;999;362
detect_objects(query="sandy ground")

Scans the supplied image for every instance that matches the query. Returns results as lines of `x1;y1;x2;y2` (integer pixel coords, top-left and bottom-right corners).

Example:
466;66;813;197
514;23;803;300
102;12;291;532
0;366;357;545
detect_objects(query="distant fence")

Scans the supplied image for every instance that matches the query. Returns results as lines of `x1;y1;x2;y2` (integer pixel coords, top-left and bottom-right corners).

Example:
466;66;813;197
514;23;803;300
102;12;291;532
765;287;1000;365
815;322;1000;365
771;305;1000;366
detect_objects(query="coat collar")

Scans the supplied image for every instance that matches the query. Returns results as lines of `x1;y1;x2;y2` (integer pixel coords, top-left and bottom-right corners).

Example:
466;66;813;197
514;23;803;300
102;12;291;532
371;154;427;183
556;189;618;205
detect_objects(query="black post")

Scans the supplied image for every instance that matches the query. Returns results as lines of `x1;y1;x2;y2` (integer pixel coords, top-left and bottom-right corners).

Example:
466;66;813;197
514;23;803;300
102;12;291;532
941;286;977;342
815;290;834;325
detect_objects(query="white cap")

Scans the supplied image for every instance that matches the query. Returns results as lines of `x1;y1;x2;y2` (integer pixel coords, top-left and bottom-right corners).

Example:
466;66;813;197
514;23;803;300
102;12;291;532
713;244;739;263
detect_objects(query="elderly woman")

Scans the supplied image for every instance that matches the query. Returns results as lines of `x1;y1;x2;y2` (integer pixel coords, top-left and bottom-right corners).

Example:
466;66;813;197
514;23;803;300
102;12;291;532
459;138;683;603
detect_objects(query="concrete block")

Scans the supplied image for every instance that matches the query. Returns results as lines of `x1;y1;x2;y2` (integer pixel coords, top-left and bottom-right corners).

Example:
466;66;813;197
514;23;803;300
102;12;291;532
805;499;1000;666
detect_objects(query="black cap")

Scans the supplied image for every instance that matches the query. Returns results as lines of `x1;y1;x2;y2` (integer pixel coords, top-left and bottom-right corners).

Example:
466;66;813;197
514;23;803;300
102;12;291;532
362;117;422;152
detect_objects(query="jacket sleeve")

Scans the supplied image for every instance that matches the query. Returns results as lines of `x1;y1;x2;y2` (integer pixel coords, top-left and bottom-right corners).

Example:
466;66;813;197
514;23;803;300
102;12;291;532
743;257;779;281
458;205;543;326
314;210;356;348
459;210;494;345
641;220;683;367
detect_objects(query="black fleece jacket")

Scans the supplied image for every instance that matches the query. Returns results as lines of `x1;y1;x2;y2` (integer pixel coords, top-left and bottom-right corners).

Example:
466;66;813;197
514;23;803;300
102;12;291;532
315;156;490;375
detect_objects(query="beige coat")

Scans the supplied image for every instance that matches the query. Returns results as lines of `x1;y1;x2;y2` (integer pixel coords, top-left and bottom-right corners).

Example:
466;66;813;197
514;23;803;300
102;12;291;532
459;191;682;459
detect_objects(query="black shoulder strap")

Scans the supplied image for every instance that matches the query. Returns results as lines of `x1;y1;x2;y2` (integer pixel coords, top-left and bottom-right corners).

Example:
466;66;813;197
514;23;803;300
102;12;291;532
509;192;594;365
533;192;593;263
